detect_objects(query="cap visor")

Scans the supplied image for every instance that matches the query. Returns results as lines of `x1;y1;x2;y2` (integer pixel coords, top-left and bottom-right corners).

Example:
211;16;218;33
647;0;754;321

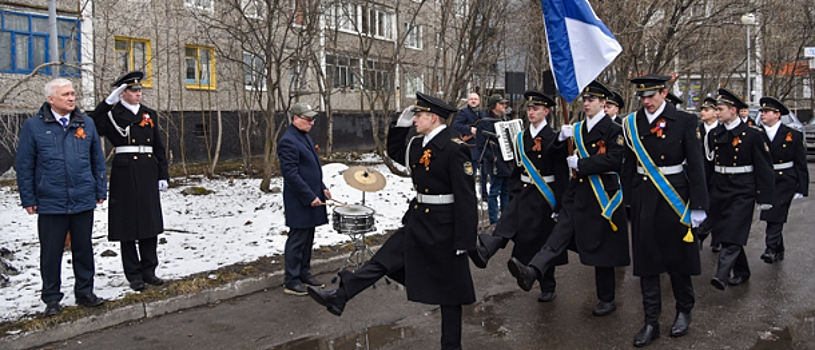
636;90;658;97
304;110;318;117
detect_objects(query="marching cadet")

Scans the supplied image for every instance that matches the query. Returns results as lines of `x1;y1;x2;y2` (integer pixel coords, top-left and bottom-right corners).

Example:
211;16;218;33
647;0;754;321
605;91;625;124
470;91;569;303
757;97;809;263
621;75;709;347
706;88;774;291
739;107;756;126
308;92;477;350
696;97;720;249
507;81;630;317
91;71;168;291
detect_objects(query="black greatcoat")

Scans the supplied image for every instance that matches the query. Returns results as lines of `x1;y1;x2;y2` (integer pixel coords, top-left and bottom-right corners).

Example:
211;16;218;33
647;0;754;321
708;120;774;246
91;102;168;242
565;116;630;268
759;124;809;223
379;126;477;306
492;125;569;265
622;103;709;276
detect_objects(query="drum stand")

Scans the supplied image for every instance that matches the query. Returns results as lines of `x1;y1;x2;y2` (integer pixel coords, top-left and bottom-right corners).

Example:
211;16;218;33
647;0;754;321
331;228;377;284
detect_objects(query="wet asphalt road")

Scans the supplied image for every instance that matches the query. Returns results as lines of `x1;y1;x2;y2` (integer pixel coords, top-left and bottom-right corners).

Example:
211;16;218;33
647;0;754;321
35;162;815;350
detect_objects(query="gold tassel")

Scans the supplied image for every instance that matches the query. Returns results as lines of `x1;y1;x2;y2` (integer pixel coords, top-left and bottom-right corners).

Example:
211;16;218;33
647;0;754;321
683;228;694;243
610;221;618;232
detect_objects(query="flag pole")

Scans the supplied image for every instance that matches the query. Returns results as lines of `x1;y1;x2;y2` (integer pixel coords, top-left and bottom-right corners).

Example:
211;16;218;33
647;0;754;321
560;96;578;178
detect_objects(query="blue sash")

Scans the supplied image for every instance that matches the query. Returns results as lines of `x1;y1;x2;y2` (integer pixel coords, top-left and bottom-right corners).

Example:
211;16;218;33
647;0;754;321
516;131;557;211
573;121;622;231
623;113;691;227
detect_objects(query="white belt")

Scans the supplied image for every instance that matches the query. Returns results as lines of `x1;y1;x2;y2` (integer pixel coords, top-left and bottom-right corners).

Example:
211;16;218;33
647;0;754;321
521;174;555;184
636;164;685;176
714;165;754;174
115;145;153;154
773;162;793;170
416;193;455;205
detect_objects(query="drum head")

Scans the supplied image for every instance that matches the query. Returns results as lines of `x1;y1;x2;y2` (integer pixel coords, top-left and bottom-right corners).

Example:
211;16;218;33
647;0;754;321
333;205;375;216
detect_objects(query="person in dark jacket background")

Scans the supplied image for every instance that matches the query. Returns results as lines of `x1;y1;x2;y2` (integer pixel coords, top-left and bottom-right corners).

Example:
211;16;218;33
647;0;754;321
90;71;169;292
452;92;489;200
278;102;331;296
16;78;107;316
476;95;513;225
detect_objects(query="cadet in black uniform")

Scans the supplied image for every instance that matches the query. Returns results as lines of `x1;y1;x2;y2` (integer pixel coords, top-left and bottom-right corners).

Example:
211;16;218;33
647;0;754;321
507;81;630;317
90;71;168;291
707;88;774;290
470;91;569;302
605;91;625;125
665;92;683;107
308;92;477;350
757;97;809;263
696;97;719;248
621;75;709;347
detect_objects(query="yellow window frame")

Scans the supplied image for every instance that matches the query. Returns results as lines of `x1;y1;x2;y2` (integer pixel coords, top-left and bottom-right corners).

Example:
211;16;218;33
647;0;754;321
114;36;153;88
185;45;217;90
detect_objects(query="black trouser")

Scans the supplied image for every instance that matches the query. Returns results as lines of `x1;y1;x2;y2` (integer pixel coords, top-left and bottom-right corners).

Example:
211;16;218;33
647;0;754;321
595;266;616;302
38;210;96;304
715;243;751;281
120;237;159;282
441;305;463;350
765;222;785;253
482;235;556;293
284;227;315;288
640;274;695;325
529;236;614;302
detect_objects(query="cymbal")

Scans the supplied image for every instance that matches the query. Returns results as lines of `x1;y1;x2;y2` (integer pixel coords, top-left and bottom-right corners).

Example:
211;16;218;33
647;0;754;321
343;166;386;192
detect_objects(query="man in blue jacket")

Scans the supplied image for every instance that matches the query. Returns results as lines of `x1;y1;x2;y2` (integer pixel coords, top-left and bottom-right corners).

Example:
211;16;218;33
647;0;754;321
278;103;332;296
16;78;108;316
452;92;488;200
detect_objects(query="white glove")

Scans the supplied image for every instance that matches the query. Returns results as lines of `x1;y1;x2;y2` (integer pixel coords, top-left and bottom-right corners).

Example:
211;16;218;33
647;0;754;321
158;180;168;192
567;155;579;171
396;107;415;127
794;193;805;200
105;84;128;105
558;125;573;141
757;203;773;211
690;210;707;228
456;249;466;256
550;212;559;220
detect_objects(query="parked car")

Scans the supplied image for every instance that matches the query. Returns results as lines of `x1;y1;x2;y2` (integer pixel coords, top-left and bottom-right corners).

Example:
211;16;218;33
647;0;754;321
804;118;815;155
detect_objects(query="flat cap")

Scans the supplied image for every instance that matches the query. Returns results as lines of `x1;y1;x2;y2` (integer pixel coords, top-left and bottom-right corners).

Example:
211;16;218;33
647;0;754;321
582;80;612;99
111;71;145;90
716;88;748;110
759;96;790;115
630;74;672;97
523;90;556;108
413;92;458;119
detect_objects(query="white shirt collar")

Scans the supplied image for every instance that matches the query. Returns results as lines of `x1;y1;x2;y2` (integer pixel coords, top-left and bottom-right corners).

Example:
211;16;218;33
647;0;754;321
529;119;547;137
121;100;141;115
763;121;781;141
703;120;719;133
725;117;742;130
645;101;667;124
51;109;70;122
586;111;604;132
422;124;447;147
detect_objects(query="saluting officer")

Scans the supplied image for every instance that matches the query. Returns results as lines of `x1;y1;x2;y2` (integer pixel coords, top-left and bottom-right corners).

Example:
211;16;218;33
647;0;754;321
507;81;630;317
470;91;569;303
757;97;809;263
621;74;708;347
605;91;625;125
308;92;477;350
707;88;774;291
91;71;168;291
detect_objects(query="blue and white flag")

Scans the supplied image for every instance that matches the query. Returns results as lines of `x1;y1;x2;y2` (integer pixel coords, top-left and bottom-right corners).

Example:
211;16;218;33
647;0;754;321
542;0;622;102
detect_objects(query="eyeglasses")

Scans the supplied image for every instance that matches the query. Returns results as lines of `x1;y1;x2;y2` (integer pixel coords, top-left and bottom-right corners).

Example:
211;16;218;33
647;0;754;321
297;115;316;122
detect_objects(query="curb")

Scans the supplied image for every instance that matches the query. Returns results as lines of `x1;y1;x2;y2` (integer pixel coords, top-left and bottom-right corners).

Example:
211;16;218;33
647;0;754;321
0;251;357;350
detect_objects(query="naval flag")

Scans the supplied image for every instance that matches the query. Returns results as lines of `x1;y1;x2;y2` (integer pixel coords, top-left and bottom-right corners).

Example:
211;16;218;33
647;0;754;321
542;0;622;102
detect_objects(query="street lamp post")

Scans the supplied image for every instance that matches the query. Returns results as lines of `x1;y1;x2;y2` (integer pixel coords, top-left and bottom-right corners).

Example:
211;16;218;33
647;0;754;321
741;13;757;104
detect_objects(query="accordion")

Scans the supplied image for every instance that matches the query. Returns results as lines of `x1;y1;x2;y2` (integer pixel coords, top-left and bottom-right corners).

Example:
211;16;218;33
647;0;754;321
494;119;524;167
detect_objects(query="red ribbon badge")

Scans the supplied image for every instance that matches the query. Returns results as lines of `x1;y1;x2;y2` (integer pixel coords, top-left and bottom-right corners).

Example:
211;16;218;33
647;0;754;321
419;149;432;167
650;118;666;138
139;113;155;128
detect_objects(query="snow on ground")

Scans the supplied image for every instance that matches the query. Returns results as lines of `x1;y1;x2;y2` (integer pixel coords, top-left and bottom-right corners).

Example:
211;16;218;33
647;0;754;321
0;156;417;323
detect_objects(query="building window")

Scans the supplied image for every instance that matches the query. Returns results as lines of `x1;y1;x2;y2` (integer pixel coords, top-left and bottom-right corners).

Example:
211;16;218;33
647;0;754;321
326;2;356;32
243;51;265;90
184;0;213;11
289;60;307;91
0;11;80;76
326;54;359;89
454;0;468;18
404;23;422;50
241;0;265;19
404;72;423;97
361;6;393;40
114;37;152;87
364;59;391;91
185;45;216;90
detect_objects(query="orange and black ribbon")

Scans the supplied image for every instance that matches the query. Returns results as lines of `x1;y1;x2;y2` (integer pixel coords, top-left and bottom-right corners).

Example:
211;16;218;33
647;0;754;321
785;132;793;142
732;136;740;147
532;137;542;152
596;140;606;155
139;113;155;128
419;149;432;167
650;118;666;138
75;127;86;139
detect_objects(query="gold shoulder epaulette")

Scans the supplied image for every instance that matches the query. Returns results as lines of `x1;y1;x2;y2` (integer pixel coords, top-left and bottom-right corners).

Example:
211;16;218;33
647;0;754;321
451;138;465;145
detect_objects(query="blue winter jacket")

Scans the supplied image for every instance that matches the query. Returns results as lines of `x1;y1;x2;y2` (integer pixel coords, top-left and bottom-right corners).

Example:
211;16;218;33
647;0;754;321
277;125;328;229
16;102;107;214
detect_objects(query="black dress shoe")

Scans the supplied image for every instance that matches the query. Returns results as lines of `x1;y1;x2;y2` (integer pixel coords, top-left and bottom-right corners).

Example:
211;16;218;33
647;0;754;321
762;250;784;264
76;293;105;307
307;286;346;316
760;249;773;262
44;302;62;317
303;276;325;288
670;312;691;337
467;244;489;269
144;275;164;286
592;300;617;316
727;275;750;286
284;283;308;296
710;277;727;290
130;279;145;291
507;257;536;292
537;291;556;303
633;324;660;347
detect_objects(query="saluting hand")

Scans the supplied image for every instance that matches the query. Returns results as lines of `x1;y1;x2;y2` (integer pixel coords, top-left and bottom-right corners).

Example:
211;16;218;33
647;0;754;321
105;84;128;105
